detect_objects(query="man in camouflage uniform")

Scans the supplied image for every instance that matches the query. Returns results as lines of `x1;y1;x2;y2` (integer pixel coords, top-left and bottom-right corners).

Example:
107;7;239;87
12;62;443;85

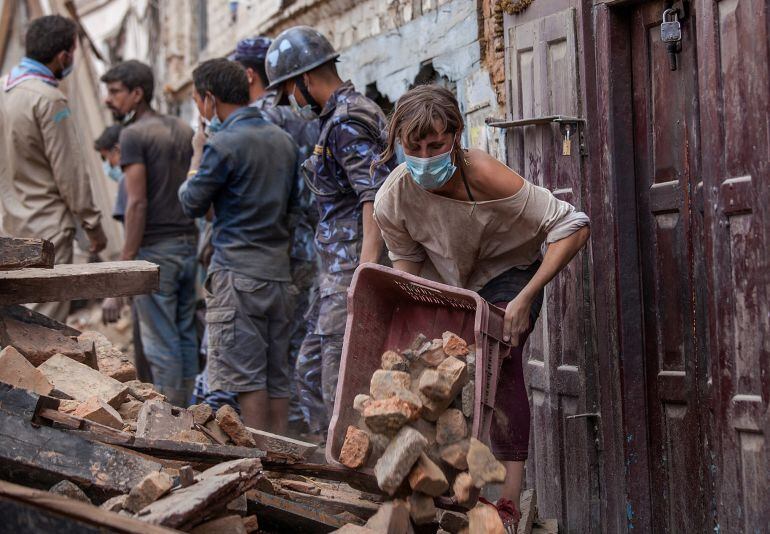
232;37;321;432
265;27;396;440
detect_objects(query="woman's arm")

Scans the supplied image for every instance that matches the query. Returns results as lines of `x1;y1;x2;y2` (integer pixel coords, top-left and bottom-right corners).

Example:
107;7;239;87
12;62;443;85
503;226;590;345
393;259;423;276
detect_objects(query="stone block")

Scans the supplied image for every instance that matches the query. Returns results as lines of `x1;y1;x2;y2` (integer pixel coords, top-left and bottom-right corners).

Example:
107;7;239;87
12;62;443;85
339;425;371;469
0;346;53;395
216;405;256;447
204;419;231;444
100;494;127;512
419;390;453;422
439;510;469;533
57;399;81;413
170;429;212;444
353;393;372;414
422;339;448;367
467;438;506;487
440;439;470;470
442;332;469;358
381;350;409;372
73;395;125;429
38;354;128;408
408;452;448;496
242;515;259;533
410;417;437;448
363;395;420;435
461;382;474;419
374;426;428;495
468;502;505;534
124;380;166;402
365;499;414;534
453;472;480;508
124;471;173;513
189;403;213;425
436;409;468;446
137;399;194;440
369;370;411;400
49;480;90;503
409;491;437;525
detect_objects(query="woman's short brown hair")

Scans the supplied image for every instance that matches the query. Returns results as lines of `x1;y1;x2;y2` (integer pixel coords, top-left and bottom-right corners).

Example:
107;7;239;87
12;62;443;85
377;84;464;168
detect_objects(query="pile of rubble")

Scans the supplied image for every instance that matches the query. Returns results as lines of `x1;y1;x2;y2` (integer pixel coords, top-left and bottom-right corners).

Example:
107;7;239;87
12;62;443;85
335;332;510;533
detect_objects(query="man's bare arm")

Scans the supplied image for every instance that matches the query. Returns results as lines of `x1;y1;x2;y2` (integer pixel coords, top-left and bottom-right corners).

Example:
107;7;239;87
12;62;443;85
121;163;148;260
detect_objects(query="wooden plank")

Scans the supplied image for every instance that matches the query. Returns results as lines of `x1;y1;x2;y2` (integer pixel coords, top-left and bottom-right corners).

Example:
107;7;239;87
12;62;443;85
274;484;380;519
0;304;81;336
0;237;54;270
262;462;381;495
0;480;178;534
0;411;161;499
0;0;16;71
247;426;318;460
0;261;159;305
247;489;348;532
139;459;262;529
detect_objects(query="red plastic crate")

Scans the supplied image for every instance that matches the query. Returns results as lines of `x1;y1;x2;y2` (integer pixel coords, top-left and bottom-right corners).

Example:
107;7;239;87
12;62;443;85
326;263;509;468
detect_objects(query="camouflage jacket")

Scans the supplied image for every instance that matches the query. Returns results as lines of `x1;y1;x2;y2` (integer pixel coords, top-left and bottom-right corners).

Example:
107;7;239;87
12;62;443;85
301;81;394;294
251;91;320;263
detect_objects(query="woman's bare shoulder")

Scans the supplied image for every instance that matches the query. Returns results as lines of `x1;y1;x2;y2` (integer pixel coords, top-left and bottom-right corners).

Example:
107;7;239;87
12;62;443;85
465;148;525;198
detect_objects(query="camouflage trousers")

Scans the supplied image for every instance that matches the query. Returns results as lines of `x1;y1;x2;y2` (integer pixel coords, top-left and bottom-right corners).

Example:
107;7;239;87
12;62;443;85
295;271;353;435
288;259;316;423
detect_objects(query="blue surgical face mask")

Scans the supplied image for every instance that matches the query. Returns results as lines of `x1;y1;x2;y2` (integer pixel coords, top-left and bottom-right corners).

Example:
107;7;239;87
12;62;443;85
103;160;123;182
405;144;457;190
289;93;318;121
206;115;223;135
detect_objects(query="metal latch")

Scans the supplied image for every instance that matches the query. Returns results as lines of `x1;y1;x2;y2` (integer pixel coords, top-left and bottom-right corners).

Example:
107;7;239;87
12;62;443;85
485;115;588;156
566;412;601;420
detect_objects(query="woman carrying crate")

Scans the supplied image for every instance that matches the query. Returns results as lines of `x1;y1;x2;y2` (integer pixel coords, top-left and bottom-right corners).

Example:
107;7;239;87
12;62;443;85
373;84;590;531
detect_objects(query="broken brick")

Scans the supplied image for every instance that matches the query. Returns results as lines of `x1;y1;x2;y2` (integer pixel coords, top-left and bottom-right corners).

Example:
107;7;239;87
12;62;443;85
191;515;247;534
137;399;194;440
0;345;53;395
439;510;469;533
216;405;256;447
204;419;231;444
78;331;136;382
468;501;505;534
281;479;321;495
453;472;480;508
442;331;469;358
125;380;166;402
408;452;449;496
73;395;125;429
339;425;371;469
381;350;409;372
124;471;173;513
100;494;128;512
440;439;470;470
57;399;81;414
242;515;259;533
418;390;453;422
1;317;87;367
436;409;468;446
422;339;448;367
467;437;506;487
189;403;213;426
419;355;467;402
118;399;143;422
363;395;421;435
369;369;411;400
170;429;212;444
374;426;428;495
38;354;128;408
409;491;438;525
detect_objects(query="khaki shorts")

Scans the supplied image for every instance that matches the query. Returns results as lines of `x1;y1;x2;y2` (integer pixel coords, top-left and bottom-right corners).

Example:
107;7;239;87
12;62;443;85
205;270;294;397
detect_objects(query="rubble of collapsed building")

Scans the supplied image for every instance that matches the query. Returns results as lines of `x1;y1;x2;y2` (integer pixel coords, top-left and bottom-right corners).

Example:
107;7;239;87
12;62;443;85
0;237;555;532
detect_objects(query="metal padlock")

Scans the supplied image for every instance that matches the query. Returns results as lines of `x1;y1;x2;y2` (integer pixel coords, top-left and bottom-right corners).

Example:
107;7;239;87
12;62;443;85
661;9;681;43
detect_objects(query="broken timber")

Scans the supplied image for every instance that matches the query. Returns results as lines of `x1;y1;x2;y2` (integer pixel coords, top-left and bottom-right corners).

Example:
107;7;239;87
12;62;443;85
0;260;159;305
0;480;177;534
247;426;318;461
0;383;161;499
247;489;350;532
0;237;54;271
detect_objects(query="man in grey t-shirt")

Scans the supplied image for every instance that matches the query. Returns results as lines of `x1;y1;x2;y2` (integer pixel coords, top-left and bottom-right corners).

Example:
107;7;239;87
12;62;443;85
101;60;198;407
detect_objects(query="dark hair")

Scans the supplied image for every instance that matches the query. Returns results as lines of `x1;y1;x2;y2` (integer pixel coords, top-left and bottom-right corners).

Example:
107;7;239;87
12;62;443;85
25;15;78;64
235;57;269;88
100;60;154;103
94;125;122;151
377;84;463;167
192;59;250;106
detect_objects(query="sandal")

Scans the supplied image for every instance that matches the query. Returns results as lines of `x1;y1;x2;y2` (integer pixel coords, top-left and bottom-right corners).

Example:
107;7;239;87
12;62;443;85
479;496;521;534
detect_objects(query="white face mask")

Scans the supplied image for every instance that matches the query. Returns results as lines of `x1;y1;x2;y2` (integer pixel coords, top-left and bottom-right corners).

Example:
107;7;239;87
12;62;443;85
288;88;318;121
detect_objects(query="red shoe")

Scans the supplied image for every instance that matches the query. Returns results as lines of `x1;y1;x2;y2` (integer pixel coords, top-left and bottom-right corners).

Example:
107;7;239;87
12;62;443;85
479;496;521;534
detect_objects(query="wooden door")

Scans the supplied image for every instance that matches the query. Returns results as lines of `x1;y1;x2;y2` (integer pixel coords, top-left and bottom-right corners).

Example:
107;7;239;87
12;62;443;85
629;2;709;531
506;8;599;532
696;0;770;530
